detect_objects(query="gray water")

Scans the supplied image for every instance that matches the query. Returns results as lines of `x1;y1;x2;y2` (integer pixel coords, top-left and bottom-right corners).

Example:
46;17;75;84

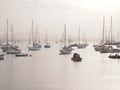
0;42;120;90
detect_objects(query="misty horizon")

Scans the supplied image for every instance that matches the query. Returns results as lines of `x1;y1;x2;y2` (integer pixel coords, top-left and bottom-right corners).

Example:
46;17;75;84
0;0;120;42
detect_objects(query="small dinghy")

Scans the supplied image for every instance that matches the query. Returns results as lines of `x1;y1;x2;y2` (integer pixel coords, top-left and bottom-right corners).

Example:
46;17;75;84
0;54;4;60
71;53;82;62
108;54;120;59
15;53;28;57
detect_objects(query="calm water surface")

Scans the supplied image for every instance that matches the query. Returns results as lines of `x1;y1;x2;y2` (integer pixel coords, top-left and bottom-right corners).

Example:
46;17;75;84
0;42;120;90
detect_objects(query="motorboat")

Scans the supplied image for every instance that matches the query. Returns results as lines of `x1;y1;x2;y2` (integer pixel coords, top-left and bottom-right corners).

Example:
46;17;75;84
108;54;120;59
71;53;82;62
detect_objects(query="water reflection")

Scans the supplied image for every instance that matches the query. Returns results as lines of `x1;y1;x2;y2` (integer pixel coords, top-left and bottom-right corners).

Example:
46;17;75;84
0;42;120;90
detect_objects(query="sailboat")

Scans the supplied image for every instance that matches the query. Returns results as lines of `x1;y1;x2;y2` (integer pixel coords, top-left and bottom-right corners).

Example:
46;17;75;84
44;30;51;48
10;24;18;48
60;24;72;54
32;25;42;48
100;16;120;53
6;24;21;54
77;26;87;49
28;21;40;51
1;19;20;54
94;16;106;51
6;46;21;54
38;32;42;48
1;19;11;52
77;26;82;48
116;32;120;48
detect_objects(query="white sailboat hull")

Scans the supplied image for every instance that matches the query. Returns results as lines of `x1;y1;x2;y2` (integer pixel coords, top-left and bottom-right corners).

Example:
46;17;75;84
28;47;40;51
60;47;72;54
7;50;21;54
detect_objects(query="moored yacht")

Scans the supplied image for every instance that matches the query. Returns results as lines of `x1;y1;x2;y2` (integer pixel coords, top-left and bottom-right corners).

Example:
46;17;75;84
59;24;72;54
6;46;21;54
44;30;51;48
28;21;40;51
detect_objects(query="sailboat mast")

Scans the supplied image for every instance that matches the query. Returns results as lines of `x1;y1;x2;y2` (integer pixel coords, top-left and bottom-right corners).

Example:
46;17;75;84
36;25;38;42
83;32;84;44
45;30;48;43
105;27;107;43
111;16;112;44
85;32;86;44
11;24;13;43
6;19;8;45
118;32;119;42
29;28;31;44
78;26;80;44
108;30;110;43
102;16;105;43
64;24;66;47
39;32;41;43
32;21;34;42
12;27;15;43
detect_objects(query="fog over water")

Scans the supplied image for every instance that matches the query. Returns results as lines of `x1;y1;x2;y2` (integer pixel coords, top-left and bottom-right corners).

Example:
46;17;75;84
0;0;120;41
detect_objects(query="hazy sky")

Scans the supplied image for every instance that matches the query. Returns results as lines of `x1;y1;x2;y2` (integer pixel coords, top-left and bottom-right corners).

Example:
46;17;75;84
0;0;120;41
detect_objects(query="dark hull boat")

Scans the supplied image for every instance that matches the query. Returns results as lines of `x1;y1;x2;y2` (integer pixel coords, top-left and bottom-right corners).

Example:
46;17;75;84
71;57;82;62
71;53;82;62
15;53;28;57
108;54;120;59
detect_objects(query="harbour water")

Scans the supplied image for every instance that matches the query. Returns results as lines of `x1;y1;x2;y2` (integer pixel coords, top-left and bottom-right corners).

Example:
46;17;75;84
0;42;120;90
